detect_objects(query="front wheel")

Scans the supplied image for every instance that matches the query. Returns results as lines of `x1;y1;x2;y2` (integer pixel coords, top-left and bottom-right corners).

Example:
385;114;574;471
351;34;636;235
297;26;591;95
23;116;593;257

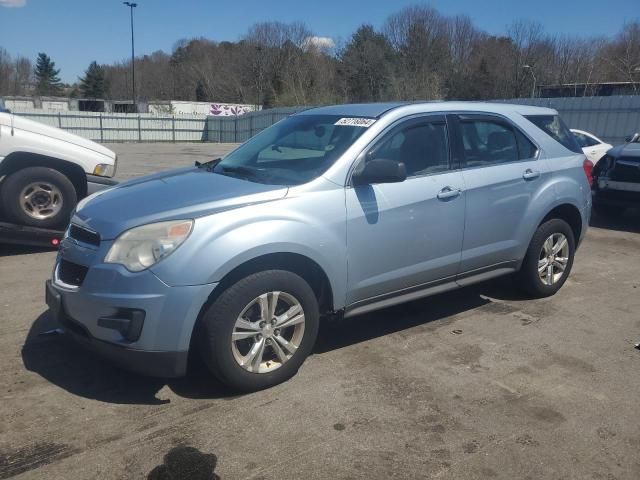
199;270;319;392
517;219;576;298
0;167;77;228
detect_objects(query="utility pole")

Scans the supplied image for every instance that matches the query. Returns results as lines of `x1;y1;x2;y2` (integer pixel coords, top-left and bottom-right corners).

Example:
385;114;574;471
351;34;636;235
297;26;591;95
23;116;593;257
523;64;537;98
123;2;138;109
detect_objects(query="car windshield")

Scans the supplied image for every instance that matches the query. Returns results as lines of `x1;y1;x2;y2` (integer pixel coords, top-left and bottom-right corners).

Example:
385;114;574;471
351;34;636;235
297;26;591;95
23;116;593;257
213;114;373;185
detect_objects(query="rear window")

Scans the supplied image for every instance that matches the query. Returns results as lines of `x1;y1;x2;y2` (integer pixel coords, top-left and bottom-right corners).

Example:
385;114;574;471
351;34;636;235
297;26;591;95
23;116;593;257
524;115;582;154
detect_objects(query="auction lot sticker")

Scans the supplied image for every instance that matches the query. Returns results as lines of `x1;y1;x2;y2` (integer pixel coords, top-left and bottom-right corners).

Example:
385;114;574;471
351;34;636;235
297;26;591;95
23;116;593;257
334;117;377;127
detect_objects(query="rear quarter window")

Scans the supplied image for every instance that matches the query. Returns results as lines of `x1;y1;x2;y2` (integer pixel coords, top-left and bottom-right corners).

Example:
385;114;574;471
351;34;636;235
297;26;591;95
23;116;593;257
524;115;582;154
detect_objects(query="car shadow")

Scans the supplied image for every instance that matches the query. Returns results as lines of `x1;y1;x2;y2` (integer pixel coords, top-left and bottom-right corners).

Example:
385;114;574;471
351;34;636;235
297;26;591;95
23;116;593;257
589;208;640;234
22;279;523;405
314;282;505;354
21;311;237;405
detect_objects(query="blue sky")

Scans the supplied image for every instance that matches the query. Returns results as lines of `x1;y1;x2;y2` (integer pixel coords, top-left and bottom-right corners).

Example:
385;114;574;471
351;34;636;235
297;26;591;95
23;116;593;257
0;0;637;83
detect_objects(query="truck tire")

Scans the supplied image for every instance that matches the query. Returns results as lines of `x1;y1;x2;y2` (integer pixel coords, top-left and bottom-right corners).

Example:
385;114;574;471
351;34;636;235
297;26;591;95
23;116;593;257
199;270;320;392
0;167;77;228
517;218;575;298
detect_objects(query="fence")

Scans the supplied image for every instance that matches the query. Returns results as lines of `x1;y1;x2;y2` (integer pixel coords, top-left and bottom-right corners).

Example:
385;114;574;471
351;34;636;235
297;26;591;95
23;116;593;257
15;111;209;142
496;96;640;145
13;96;640;145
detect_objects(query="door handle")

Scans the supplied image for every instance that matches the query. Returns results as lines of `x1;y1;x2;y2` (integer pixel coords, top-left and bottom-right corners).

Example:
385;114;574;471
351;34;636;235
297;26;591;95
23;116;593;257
437;186;462;200
522;169;540;180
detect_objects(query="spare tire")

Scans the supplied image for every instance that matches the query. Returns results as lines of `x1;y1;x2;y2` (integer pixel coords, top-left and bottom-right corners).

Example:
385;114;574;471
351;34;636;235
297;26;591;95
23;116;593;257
0;167;77;228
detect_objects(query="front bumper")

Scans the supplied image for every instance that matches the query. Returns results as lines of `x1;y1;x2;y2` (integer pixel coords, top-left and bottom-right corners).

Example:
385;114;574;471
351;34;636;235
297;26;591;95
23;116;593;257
46;243;217;377
47;279;188;377
86;174;118;195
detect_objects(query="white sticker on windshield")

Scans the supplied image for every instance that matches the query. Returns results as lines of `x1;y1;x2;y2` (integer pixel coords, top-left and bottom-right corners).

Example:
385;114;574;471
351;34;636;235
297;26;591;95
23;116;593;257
334;117;377;127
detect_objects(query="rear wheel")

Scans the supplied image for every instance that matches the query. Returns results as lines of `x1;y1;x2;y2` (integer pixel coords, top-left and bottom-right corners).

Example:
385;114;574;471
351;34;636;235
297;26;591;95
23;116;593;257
517;219;575;298
199;270;319;392
0;167;77;228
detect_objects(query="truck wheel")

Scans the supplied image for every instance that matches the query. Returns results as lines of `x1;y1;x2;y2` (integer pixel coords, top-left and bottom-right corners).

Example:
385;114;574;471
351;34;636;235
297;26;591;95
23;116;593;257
517;218;575;298
199;270;319;392
0;167;77;228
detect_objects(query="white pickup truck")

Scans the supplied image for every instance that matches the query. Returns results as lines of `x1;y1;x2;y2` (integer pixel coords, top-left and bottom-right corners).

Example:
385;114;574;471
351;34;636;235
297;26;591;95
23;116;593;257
0;104;117;237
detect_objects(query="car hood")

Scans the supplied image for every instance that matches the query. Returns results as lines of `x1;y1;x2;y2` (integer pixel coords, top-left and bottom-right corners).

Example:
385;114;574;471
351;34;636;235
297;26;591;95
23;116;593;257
73;167;289;239
5;113;115;160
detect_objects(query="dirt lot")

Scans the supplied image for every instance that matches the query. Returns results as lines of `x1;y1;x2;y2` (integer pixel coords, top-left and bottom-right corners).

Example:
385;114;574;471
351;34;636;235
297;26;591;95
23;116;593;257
1;143;640;479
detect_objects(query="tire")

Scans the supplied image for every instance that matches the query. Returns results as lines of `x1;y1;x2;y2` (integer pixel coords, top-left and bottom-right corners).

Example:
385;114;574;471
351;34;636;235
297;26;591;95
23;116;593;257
517;218;575;298
0;167;77;228
198;270;320;392
593;202;626;218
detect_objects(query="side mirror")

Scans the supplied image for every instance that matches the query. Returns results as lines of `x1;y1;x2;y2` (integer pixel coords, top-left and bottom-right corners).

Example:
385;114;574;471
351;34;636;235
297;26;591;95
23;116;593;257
353;158;407;185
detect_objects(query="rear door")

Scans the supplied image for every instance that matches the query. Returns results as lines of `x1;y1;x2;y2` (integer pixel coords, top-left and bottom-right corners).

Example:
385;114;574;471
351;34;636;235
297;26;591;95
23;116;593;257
345;115;466;305
450;113;546;274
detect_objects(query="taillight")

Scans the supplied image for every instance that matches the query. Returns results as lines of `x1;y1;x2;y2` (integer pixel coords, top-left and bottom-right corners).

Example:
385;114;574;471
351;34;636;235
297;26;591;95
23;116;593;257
583;158;594;187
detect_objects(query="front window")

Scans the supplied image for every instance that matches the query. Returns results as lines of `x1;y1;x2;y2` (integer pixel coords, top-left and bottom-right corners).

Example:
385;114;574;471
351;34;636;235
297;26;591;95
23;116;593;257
214;114;373;185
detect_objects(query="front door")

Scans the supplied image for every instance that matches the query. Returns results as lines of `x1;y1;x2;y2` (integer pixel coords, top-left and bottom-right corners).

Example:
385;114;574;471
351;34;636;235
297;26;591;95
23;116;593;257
345;115;466;305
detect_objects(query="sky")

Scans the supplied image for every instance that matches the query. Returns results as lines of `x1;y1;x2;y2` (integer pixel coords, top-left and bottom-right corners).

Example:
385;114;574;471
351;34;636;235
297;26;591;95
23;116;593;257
0;0;638;83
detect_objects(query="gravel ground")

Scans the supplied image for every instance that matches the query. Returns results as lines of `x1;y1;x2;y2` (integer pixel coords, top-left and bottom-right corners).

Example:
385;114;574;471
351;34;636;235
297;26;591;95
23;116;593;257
1;143;639;479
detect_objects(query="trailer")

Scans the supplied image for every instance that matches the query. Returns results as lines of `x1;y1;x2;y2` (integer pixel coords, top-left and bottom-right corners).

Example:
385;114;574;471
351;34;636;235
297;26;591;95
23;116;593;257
0;221;64;248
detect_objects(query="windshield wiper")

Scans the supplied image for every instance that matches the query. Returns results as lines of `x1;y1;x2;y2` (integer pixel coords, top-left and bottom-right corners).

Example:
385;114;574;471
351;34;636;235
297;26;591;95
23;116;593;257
219;165;264;180
195;157;221;171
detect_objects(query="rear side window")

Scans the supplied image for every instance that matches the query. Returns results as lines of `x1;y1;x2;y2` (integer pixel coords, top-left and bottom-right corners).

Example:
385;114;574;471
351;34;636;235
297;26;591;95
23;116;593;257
573;132;599;148
525;115;582;153
459;119;537;167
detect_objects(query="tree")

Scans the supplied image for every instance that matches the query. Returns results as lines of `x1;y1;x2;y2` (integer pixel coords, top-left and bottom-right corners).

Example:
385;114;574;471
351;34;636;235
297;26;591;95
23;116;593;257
79;61;106;98
339;25;397;102
195;80;207;101
34;52;62;96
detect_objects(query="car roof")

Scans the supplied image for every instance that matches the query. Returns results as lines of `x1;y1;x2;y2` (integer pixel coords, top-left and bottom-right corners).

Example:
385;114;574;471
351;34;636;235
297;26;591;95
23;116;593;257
609;142;640;157
299;101;557;118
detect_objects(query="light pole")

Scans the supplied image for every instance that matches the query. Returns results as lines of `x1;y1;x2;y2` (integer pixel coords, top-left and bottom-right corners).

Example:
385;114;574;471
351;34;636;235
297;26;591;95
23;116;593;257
123;2;137;108
523;64;536;98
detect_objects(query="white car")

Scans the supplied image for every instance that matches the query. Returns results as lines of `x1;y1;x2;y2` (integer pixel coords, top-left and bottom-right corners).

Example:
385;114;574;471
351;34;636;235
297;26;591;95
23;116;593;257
571;129;612;165
0;108;117;229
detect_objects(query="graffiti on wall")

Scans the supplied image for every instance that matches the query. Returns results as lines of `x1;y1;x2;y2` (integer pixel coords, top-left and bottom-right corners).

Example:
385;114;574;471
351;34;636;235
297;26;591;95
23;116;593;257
209;103;256;116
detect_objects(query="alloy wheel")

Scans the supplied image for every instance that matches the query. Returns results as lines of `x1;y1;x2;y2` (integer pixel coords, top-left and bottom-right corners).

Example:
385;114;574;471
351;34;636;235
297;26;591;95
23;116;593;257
538;233;569;286
231;291;306;373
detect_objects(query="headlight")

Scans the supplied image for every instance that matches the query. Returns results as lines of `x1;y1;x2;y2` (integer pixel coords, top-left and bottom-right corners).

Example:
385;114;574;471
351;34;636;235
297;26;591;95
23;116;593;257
93;163;116;177
104;220;194;272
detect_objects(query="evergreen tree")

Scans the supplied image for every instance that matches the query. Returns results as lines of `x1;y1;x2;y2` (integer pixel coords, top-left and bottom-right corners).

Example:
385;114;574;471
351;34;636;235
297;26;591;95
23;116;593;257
195;81;207;101
339;25;397;102
79;61;106;98
34;53;62;96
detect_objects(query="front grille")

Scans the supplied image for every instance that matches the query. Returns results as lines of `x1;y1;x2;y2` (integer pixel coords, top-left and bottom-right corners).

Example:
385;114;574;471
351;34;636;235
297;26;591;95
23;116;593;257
58;259;89;287
69;224;100;246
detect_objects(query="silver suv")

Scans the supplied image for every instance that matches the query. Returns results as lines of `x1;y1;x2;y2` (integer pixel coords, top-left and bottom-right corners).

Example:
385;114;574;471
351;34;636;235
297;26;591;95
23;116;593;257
46;102;592;391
